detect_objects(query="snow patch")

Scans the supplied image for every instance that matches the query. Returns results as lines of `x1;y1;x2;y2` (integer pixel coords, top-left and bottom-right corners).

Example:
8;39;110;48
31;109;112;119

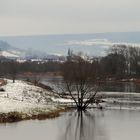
0;79;59;115
1;51;19;58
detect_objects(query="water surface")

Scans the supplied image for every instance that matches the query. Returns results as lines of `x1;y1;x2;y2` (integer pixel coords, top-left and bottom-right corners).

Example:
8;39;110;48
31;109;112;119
41;77;140;93
0;109;140;140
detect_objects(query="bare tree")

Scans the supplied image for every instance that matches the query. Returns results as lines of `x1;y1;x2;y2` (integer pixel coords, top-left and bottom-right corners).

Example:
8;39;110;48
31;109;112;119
55;57;100;110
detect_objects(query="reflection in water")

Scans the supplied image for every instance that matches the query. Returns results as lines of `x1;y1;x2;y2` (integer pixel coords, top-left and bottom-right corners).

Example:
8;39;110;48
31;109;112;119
1;109;140;140
41;77;140;93
100;81;140;93
58;110;108;140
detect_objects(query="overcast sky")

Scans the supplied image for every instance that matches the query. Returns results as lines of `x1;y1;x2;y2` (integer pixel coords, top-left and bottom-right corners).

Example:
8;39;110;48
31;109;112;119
0;0;140;36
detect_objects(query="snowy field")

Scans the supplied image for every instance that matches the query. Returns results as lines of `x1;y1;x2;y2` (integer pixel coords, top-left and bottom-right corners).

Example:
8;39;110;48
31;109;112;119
0;79;63;116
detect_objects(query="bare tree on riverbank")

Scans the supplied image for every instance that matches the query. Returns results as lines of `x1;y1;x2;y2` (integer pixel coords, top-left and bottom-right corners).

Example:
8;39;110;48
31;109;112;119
55;56;100;111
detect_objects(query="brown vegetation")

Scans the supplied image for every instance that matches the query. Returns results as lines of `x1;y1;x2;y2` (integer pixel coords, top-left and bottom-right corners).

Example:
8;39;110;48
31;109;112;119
0;79;7;86
0;108;67;123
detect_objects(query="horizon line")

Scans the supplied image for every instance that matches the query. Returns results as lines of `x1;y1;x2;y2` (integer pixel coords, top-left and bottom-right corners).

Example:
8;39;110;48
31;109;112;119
1;31;140;37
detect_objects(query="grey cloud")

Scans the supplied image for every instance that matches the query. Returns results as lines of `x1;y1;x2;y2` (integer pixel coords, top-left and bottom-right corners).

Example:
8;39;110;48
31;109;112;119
0;0;140;35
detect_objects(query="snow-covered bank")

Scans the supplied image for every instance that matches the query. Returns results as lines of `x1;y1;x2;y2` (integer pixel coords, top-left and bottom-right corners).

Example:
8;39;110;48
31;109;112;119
0;79;66;122
0;79;140;122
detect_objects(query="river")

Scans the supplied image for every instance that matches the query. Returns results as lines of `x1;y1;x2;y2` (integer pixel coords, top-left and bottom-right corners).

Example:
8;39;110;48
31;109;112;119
0;109;140;140
41;76;140;93
17;74;140;93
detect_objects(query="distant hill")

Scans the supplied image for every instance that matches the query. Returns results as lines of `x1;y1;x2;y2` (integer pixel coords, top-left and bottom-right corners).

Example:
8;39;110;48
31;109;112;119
0;32;140;56
0;40;60;59
0;40;22;59
0;40;13;51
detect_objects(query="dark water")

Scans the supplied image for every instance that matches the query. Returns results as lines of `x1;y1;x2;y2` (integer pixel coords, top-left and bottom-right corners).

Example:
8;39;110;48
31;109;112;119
0;109;140;140
41;77;140;93
17;74;140;93
100;81;140;93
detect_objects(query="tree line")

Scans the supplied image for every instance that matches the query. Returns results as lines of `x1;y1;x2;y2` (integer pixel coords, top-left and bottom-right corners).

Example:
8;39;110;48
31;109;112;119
0;44;140;82
0;60;61;82
100;45;140;79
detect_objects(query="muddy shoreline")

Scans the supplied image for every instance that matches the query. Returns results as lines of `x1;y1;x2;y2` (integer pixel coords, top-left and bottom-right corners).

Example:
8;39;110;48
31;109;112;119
0;107;68;123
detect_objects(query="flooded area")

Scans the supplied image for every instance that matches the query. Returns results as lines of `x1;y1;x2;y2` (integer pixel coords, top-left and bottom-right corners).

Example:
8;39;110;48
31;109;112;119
0;109;140;140
100;81;140;93
10;75;140;140
41;76;140;93
17;74;140;93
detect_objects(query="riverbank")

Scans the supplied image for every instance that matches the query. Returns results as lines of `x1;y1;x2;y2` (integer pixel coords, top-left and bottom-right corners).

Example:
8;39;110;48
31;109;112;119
0;79;67;123
0;79;140;123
